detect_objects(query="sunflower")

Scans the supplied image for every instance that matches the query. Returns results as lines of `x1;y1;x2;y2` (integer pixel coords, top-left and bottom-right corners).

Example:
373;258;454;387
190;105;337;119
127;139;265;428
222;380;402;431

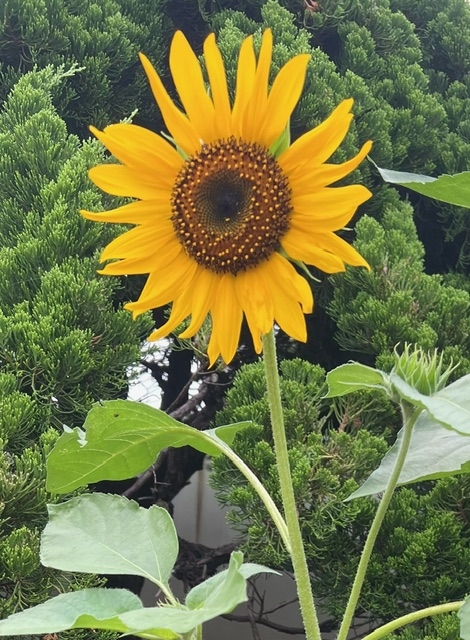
82;30;372;365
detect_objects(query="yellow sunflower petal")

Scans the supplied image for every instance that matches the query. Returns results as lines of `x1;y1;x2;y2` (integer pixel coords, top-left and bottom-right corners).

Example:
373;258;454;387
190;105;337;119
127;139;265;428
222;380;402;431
269;253;314;314
98;258;150;277
274;294;308;341
232;35;256;137
257;54;310;147
209;274;243;365
235;262;274;351
125;255;198;316
288;140;373;192
263;258;309;341
99;242;183;276
169;31;216;143
291;184;372;231
280;98;354;172
148;286;194;342
139;52;201;156
281;228;347;273
207;331;221;368
178;269;219;339
274;253;313;313
81;200;171;225
100;221;177;262
203;33;232;139
89;165;173;199
241;30;273;142
313;232;371;269
90;123;182;172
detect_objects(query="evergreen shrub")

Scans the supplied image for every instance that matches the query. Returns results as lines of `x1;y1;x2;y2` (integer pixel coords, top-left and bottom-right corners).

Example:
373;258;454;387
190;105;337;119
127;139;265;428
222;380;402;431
0;65;152;638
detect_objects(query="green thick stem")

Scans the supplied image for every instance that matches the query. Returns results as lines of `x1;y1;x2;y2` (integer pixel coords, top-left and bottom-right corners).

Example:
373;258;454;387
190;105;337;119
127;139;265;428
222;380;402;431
336;403;420;640
262;329;321;640
362;601;463;640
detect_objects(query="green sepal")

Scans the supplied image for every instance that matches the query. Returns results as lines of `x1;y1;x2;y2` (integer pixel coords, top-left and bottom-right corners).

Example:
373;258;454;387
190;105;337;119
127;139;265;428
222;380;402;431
270;121;291;157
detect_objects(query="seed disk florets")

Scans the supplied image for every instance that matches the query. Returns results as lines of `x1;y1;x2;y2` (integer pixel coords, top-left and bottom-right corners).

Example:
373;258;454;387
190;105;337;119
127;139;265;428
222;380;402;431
171;137;292;274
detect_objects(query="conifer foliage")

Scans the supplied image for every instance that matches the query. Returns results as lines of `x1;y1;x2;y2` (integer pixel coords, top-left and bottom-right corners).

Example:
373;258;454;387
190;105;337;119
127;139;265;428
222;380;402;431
0;66;151;637
0;0;169;136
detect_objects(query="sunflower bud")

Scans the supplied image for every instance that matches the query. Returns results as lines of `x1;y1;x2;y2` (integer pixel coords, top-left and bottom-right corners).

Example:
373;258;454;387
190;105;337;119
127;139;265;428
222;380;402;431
391;343;455;396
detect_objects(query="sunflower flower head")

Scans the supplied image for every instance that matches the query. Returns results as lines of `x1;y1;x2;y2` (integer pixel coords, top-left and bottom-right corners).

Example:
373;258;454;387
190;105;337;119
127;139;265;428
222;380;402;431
82;29;372;365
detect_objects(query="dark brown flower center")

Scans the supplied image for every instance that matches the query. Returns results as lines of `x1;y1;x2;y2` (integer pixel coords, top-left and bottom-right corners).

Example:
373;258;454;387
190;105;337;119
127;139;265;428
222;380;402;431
171;137;292;275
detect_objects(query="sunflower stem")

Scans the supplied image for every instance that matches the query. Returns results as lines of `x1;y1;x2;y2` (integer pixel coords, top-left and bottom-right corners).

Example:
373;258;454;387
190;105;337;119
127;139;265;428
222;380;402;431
262;329;322;640
336;402;420;640
360;601;463;640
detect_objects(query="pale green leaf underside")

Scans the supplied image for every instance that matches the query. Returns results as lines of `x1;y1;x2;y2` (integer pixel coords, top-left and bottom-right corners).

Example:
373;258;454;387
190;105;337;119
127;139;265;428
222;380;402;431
0;589;144;636
376;164;470;209
41;494;178;587
348;411;470;500
390;373;470;435
459;596;470;640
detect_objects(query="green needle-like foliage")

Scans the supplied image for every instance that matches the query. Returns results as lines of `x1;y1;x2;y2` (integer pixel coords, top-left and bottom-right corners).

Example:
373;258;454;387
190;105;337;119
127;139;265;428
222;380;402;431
0;0;170;137
0;66;152;638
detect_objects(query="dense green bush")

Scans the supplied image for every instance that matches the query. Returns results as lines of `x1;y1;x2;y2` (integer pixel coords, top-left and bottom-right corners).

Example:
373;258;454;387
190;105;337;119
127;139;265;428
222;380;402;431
0;0;170;136
0;65;152;638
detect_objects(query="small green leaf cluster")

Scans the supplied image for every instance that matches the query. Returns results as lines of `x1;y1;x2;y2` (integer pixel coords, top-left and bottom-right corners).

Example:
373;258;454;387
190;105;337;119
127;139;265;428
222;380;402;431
392;344;455;396
0;0;170;136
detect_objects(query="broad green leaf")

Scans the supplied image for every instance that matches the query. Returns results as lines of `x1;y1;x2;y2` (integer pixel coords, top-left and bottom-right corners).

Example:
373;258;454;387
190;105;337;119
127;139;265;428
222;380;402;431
41;493;178;587
391;373;470;435
47;399;250;492
119;552;276;636
0;553;275;638
0;588;144;636
347;411;470;500
325;363;388;398
459;595;470;640
375;164;470;209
